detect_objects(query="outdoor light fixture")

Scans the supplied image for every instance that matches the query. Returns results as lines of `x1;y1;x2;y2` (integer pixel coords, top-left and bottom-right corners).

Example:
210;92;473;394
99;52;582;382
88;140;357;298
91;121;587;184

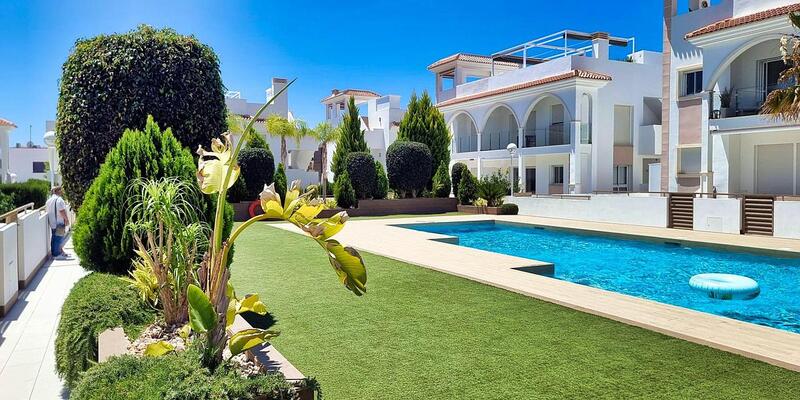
507;143;517;197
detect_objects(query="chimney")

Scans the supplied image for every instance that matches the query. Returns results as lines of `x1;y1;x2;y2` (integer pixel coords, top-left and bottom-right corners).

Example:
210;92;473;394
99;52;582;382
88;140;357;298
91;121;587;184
591;32;610;60
331;89;340;96
269;77;289;117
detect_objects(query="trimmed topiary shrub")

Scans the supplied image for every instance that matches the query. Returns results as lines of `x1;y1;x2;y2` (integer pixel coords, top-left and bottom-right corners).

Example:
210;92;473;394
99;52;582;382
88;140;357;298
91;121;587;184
237;147;275;201
432;162;452;198
70;348;310;400
56;25;227;206
72;116;232;275
499;203;519;215
457;170;478;205
55;273;155;388
397;91;450;188
274;163;287;202
345;152;377;200
373;161;388;200
334;171;357;209
0;179;50;208
450;162;468;197
386;141;432;198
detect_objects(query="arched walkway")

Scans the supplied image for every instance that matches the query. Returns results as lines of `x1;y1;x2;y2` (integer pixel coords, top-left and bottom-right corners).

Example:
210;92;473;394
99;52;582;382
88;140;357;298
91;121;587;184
450;112;479;153
481;104;519;151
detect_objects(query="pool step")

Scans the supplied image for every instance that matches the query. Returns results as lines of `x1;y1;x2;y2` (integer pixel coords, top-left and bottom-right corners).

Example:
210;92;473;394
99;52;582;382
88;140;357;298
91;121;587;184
668;193;695;230
742;196;774;236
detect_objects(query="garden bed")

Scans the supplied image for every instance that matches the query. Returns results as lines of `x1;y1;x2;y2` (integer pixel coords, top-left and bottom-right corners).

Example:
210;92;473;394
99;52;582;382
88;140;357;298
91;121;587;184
457;204;501;214
319;197;457;218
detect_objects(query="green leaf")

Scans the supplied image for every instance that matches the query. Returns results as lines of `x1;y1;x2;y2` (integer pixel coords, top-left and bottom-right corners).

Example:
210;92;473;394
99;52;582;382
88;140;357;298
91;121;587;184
324;239;368;296
144;341;175;357
187;284;217;333
228;328;280;356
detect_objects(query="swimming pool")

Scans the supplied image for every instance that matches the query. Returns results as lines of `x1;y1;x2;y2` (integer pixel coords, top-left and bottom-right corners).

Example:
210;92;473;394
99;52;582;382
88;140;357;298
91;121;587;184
403;221;800;334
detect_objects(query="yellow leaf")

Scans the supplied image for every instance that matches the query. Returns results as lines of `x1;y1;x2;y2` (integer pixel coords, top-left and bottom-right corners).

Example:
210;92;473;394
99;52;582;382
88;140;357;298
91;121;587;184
238;294;267;315
228;329;279;356
324;239;367;296
144;341;175;357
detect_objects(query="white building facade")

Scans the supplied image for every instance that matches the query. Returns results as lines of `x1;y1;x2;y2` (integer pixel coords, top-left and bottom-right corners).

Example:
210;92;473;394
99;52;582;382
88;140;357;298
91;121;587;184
321;89;405;179
430;31;662;194
662;0;800;195
226;77;321;187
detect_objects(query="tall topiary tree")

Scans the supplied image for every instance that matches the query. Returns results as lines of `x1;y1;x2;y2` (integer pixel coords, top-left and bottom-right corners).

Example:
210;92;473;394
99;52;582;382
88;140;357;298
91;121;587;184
334;171;357;209
387;141;433;198
56;25;227;206
373;161;389;200
274;163;287;202
345;152;377;200
237;147;275;200
73;116;232;274
331;96;368;178
397;91;451;187
458;170;478;205
432;162;452;198
451;162;469;197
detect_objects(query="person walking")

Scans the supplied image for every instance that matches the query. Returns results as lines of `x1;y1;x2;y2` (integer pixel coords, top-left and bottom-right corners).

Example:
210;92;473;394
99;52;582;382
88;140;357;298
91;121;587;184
46;186;72;260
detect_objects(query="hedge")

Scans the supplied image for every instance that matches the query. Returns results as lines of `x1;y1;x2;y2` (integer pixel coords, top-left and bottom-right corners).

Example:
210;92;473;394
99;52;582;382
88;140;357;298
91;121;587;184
450;163;468;198
70;349;312;400
345;152;377;200
386;141;432;198
334;171;356;209
0;179;50;209
238;147;275;201
499;203;519;215
72;116;232;275
56;25;227;206
373;161;389;200
55;273;155;388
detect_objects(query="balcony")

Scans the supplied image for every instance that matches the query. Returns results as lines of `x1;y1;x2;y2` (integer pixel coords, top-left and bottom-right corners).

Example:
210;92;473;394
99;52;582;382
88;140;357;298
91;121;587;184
456;135;478;153
709;87;800;134
522;125;571;148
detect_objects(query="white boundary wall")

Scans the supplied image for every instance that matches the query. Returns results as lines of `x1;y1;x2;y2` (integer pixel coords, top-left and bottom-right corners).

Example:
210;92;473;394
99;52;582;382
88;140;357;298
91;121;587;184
775;201;800;240
0;223;19;311
17;210;48;285
693;198;741;235
507;194;668;227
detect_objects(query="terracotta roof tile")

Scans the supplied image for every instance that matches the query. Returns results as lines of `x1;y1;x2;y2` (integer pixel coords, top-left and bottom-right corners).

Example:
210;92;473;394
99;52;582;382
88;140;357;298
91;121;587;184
427;53;520;70
0;118;17;128
686;3;800;39
436;70;611;107
321;89;381;103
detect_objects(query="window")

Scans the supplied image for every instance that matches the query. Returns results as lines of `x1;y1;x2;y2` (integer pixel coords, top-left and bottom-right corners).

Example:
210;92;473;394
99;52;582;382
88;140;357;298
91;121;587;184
551;165;564;185
33;161;46;173
613;165;630;192
683;70;703;96
613;105;633;145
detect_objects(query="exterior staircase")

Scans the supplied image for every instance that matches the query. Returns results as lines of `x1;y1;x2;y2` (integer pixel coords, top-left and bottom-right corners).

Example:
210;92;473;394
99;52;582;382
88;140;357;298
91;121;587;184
668;193;694;230
742;195;775;236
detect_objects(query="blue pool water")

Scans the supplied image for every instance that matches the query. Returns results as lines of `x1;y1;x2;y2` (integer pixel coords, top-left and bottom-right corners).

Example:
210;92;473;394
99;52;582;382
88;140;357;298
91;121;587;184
404;221;800;333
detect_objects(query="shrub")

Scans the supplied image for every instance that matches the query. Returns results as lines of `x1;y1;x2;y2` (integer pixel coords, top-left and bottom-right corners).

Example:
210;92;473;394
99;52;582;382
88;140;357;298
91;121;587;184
246;130;270;150
457;170;478;205
226;176;248;203
477;172;509;207
373;161;389;200
345;152;377;200
274;163;287;202
500;203;519;215
450;162;468;196
331;96;368;178
0;179;50;208
334;171;357;209
386;141;432;198
238;147;275;200
397;91;450;187
72;116;232;275
55;273;156;388
70;348;313;400
0;192;15;214
56;25;227;206
432;162;452;198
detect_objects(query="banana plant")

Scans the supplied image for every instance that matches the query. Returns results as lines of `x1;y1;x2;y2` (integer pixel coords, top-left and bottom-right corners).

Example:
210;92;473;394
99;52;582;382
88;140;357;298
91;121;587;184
191;78;367;369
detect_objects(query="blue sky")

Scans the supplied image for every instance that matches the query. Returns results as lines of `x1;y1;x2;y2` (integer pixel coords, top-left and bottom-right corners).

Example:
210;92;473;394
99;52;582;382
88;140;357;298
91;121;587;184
0;0;664;145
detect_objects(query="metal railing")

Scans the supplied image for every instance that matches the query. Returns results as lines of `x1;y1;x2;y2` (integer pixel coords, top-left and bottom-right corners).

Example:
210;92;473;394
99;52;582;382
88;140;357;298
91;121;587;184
710;86;784;119
592;190;800;201
521;125;571;148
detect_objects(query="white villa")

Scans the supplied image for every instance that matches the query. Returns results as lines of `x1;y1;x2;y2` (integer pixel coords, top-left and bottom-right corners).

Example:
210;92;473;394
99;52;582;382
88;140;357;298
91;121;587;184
321;89;405;177
430;30;662;194
0;118;56;184
662;0;800;196
225;77;321;186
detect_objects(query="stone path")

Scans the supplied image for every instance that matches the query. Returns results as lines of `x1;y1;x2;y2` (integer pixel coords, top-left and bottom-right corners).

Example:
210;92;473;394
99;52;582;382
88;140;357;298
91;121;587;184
0;240;85;399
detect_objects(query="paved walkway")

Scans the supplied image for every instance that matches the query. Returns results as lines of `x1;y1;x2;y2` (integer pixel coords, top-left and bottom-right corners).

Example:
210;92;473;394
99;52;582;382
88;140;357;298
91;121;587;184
275;214;800;371
0;240;84;399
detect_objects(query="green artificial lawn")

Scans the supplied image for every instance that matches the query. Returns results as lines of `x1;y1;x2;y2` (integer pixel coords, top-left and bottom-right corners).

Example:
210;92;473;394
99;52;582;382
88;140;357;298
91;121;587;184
230;223;800;399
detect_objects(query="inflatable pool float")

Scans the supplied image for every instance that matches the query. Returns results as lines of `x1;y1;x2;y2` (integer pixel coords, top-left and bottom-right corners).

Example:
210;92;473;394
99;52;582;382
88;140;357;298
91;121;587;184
689;273;760;300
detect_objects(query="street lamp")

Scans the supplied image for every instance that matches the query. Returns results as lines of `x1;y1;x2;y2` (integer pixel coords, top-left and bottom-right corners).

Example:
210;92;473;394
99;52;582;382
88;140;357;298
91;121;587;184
506;142;517;198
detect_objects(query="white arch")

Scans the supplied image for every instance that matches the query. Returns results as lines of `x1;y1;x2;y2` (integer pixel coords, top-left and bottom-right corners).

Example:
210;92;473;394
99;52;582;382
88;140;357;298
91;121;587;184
446;110;479;130
521;92;574;125
480;102;521;132
705;33;784;91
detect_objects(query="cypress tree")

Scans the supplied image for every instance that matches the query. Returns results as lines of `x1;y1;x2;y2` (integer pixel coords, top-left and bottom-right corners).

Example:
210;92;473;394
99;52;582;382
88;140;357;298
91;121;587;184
397;91;451;186
331;96;368;178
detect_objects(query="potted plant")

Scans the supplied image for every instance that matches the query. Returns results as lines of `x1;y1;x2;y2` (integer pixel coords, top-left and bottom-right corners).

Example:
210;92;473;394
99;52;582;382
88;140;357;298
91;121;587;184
719;87;734;118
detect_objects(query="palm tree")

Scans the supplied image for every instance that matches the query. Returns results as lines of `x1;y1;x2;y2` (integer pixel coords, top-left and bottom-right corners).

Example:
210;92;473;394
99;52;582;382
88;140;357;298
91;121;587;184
311;122;340;198
265;114;298;166
761;13;800;120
